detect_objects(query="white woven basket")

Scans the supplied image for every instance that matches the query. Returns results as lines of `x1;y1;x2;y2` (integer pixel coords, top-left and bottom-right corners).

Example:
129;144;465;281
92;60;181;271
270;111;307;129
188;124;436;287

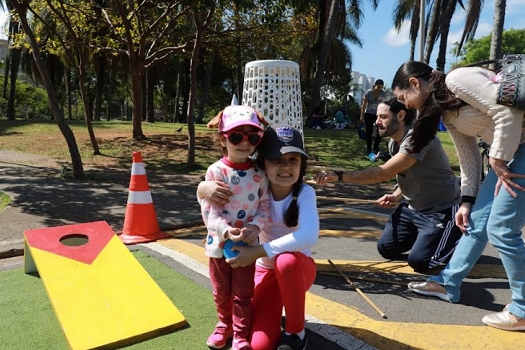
242;60;303;134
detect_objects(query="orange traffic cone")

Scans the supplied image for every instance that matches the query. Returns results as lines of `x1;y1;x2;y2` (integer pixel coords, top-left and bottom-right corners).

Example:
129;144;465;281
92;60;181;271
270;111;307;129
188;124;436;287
119;152;169;244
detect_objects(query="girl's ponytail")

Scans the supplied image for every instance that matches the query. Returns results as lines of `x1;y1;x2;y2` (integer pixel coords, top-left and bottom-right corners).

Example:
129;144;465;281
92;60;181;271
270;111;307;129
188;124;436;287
283;156;308;227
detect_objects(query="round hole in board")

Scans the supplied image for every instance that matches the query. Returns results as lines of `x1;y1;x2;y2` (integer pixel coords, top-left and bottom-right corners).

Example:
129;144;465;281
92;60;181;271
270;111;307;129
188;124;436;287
59;234;89;247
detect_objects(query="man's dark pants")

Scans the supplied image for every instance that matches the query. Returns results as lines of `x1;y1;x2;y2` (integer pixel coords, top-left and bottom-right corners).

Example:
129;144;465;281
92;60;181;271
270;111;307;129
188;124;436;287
377;202;463;272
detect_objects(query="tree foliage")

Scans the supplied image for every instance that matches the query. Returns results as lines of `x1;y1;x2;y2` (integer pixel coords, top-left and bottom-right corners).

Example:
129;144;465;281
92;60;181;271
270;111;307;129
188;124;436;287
455;28;525;66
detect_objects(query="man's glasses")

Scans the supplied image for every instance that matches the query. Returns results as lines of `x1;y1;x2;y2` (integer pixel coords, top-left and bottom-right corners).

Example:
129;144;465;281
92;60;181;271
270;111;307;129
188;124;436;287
222;130;263;146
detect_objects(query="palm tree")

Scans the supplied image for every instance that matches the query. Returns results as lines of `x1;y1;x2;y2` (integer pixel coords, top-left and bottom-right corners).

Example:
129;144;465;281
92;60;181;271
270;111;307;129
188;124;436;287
490;0;506;70
421;0;486;71
392;0;421;61
310;0;375;115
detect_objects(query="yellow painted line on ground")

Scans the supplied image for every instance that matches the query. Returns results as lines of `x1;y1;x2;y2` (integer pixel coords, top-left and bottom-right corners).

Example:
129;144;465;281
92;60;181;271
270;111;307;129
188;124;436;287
165;224;384;239
156;238;514;350
158;237;209;266
306;292;522;350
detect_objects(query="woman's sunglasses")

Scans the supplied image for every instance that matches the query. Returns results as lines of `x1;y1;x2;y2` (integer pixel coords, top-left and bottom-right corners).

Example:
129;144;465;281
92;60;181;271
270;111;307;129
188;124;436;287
222;130;263;146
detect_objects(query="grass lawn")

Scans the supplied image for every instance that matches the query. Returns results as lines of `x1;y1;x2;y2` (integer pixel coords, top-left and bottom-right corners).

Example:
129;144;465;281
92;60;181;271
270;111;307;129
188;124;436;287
0;250;218;350
0;119;461;175
0;191;11;211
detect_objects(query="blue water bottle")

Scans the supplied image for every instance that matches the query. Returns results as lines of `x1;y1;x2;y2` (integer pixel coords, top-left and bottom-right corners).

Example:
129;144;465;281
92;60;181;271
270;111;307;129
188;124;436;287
369;152;376;162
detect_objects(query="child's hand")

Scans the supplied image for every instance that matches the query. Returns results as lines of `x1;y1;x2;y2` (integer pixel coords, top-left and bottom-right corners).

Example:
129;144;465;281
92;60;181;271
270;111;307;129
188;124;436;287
226;245;267;268
227;228;243;242
198;181;233;206
241;225;260;243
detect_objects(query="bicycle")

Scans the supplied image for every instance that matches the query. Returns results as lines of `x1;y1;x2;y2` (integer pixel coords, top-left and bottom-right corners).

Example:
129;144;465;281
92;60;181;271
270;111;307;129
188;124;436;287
478;140;491;181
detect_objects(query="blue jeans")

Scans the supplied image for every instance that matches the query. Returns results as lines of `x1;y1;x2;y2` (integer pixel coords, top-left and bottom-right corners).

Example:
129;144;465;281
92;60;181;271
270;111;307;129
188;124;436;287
429;142;525;318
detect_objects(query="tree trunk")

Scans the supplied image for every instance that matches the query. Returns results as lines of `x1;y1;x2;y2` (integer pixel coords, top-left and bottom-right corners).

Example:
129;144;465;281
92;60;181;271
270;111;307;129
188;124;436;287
2;51;10;99
310;0;339;115
424;0;443;64
435;0;456;71
66;68;72;120
187;5;215;167
93;53;106;121
146;66;156;123
130;61;145;140
6;45;20;120
197;51;214;123
490;0;506;71
78;53;100;155
10;1;83;177
180;61;189;124
187;32;201;168
409;4;420;62
106;57;118;121
235;44;242;104
141;73;147;121
174;58;182;123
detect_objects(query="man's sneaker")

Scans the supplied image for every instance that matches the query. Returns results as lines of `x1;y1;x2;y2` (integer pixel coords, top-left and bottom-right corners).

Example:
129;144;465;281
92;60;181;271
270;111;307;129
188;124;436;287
206;325;233;349
277;332;308;350
482;305;525;331
408;281;451;302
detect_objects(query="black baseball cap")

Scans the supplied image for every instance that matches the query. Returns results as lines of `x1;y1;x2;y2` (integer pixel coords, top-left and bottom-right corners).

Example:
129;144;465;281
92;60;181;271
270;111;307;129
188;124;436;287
259;126;309;161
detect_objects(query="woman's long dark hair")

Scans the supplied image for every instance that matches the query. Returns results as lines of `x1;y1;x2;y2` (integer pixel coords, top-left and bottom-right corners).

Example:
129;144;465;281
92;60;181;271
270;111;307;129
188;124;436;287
392;61;465;153
256;151;308;228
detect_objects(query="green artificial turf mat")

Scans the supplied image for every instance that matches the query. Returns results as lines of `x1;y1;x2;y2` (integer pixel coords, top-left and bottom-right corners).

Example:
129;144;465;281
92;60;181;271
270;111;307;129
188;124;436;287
0;250;218;349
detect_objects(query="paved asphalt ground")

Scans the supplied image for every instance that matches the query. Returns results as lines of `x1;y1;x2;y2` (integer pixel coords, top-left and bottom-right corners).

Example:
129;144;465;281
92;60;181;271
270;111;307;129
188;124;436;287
1;150;524;349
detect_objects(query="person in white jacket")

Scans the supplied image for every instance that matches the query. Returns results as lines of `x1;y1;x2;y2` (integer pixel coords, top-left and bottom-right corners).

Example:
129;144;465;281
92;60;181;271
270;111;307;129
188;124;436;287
392;61;525;331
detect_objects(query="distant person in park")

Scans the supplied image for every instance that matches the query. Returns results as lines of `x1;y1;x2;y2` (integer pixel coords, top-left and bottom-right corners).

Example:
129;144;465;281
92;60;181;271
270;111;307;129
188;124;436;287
199;126;319;350
391;61;525;331
360;79;387;154
310;105;327;130
316;96;463;273
335;105;351;130
199;105;271;350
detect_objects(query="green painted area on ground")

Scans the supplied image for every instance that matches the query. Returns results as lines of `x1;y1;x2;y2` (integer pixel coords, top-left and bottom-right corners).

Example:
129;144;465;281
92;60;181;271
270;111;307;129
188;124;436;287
0;250;218;350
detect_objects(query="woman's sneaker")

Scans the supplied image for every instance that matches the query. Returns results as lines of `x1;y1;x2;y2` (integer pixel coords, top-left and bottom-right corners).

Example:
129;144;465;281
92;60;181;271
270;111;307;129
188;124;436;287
482;305;525;331
407;281;451;302
277;332;308;350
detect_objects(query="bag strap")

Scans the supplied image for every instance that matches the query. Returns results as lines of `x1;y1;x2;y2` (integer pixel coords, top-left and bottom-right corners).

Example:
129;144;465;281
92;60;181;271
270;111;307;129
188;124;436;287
465;59;502;68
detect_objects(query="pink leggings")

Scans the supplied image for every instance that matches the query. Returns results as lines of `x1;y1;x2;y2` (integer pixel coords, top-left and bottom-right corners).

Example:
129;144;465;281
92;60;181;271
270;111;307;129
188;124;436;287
250;252;316;350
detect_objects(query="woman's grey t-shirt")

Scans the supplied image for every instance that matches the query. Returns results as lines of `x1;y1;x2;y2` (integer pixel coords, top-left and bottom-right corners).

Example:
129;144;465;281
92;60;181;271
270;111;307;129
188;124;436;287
364;89;387;115
389;128;460;213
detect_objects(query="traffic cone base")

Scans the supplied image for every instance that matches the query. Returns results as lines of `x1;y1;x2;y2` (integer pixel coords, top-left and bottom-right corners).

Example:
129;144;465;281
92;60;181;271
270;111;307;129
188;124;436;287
119;231;170;244
120;152;168;245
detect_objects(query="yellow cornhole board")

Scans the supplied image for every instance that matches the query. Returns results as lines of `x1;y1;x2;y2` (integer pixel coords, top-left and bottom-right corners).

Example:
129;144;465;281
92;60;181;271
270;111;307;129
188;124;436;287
24;221;186;350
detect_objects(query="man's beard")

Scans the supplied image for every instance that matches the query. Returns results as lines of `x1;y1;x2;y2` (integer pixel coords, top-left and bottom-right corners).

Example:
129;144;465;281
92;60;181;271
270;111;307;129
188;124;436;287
377;118;399;137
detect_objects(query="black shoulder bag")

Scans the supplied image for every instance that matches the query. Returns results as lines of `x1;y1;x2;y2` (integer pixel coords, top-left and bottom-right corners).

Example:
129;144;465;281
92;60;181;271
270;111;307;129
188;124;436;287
466;54;525;111
497;54;525;111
